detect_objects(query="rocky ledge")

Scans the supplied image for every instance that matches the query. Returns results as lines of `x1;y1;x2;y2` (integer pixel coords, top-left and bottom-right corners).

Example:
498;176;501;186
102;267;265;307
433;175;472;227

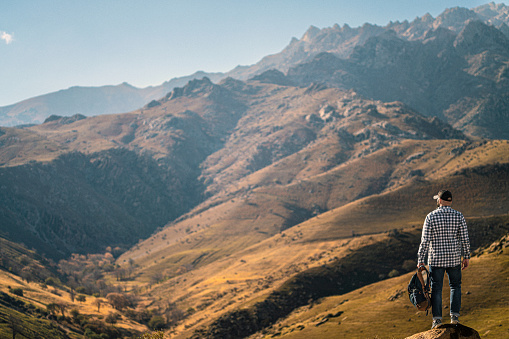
406;323;480;339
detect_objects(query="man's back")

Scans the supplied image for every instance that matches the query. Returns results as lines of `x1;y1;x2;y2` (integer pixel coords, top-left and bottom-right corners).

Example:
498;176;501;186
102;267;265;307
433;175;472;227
419;206;470;268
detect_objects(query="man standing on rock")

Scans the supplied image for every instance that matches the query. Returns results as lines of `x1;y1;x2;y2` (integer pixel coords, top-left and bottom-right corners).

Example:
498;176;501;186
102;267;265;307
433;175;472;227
417;190;471;329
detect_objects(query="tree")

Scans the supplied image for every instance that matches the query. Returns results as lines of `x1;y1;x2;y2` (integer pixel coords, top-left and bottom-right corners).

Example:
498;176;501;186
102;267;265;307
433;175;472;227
94;298;103;312
114;267;127;281
45;277;61;287
164;303;184;326
106;293;129;311
56;302;68;316
105;312;119;324
148;315;166;330
76;294;86;303
70;308;80;320
46;303;59;316
10;288;23;297
21;266;33;283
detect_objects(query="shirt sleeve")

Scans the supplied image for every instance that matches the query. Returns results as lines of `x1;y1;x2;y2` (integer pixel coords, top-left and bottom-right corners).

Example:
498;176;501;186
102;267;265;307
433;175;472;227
459;215;470;259
418;214;432;264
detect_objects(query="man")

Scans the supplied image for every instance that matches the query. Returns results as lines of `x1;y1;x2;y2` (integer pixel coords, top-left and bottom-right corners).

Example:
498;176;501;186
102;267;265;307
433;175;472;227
417;190;470;329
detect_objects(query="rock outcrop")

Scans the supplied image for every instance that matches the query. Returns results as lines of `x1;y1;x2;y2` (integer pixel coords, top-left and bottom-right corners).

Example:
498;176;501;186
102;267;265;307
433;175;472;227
406;324;481;339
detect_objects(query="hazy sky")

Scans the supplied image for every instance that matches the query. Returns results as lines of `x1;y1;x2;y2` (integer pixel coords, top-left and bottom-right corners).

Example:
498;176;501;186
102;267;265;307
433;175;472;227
0;0;495;106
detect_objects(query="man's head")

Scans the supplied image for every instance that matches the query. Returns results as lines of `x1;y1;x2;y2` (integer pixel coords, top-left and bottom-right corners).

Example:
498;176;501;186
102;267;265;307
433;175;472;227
434;190;452;206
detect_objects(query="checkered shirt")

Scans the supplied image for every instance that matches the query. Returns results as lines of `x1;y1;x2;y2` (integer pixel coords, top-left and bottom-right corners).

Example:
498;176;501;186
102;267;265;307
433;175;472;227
418;206;470;267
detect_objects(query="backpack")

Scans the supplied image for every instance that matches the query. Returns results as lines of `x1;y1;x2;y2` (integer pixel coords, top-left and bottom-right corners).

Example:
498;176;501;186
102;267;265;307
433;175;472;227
408;267;431;314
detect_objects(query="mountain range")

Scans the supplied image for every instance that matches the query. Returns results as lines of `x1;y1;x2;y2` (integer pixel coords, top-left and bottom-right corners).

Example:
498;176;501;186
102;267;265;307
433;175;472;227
2;2;509;140
0;3;508;339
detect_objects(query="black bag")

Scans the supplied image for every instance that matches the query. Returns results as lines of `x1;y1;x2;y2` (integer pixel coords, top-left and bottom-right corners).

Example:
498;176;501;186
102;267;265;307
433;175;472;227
408;267;431;314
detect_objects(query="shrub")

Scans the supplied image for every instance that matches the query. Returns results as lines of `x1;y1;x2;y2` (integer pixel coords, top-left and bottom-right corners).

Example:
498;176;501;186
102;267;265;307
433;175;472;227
70;308;80;318
45;277;61;286
138;331;164;339
388;269;400;278
84;328;109;339
106;292;133;310
105;312;121;324
76;286;87;294
148;315;166;330
11;288;23;297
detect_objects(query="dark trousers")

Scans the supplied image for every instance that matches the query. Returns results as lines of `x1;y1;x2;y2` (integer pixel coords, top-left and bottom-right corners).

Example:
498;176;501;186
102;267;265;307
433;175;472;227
429;265;462;319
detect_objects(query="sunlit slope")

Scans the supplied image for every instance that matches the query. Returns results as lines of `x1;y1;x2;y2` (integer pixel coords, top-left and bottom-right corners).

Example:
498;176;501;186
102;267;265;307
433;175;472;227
114;140;508;338
182;217;509;339
0;236;147;338
251;235;509;339
118;138;509;272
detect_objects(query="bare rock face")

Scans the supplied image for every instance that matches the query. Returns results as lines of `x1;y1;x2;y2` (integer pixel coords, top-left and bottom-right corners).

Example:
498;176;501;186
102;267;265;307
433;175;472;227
406;324;481;339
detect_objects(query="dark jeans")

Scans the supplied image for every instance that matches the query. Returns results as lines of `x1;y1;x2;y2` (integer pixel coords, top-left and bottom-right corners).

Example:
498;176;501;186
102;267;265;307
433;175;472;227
430;265;462;319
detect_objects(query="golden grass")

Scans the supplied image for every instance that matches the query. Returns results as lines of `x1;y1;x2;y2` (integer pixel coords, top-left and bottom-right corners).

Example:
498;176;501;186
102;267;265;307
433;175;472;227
0;269;147;334
250;245;509;339
110;135;508;338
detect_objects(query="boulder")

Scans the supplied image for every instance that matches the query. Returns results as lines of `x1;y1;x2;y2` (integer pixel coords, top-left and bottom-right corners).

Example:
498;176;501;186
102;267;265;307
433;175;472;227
406;324;481;339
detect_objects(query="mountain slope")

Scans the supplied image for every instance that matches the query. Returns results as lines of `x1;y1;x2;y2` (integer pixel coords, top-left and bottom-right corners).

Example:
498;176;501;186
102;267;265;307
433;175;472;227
1;71;506;266
0;78;245;258
103;80;508;337
285;20;509;139
246;232;509;339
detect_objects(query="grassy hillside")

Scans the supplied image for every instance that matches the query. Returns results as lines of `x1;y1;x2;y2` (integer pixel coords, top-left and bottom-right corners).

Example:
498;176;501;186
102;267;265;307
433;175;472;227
117;139;509;277
114;207;508;339
0;247;152;338
1;77;508;338
0;237;147;338
248;233;509;339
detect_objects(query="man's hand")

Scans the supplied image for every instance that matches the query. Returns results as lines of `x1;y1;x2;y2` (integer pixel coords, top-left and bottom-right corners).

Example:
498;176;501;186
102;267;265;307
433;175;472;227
417;263;426;272
462;258;469;270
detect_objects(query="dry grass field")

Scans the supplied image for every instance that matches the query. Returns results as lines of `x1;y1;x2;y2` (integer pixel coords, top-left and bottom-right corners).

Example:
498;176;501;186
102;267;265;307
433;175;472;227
0;268;148;338
247;237;509;339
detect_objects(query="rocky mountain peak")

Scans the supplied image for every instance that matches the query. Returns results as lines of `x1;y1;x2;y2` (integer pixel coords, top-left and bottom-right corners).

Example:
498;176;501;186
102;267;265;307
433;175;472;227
301;25;321;42
166;77;215;100
433;6;480;32
474;2;509;27
454;20;509;55
421;13;434;23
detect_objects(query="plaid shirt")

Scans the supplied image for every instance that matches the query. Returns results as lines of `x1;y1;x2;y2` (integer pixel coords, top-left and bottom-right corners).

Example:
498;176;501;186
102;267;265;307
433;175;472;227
418;206;470;267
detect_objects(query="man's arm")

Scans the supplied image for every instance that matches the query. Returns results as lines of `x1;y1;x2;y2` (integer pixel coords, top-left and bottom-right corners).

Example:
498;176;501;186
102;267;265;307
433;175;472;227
459;215;470;269
417;214;432;267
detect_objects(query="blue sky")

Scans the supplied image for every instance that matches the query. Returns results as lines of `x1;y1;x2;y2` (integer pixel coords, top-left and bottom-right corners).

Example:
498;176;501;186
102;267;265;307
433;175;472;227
0;0;494;106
